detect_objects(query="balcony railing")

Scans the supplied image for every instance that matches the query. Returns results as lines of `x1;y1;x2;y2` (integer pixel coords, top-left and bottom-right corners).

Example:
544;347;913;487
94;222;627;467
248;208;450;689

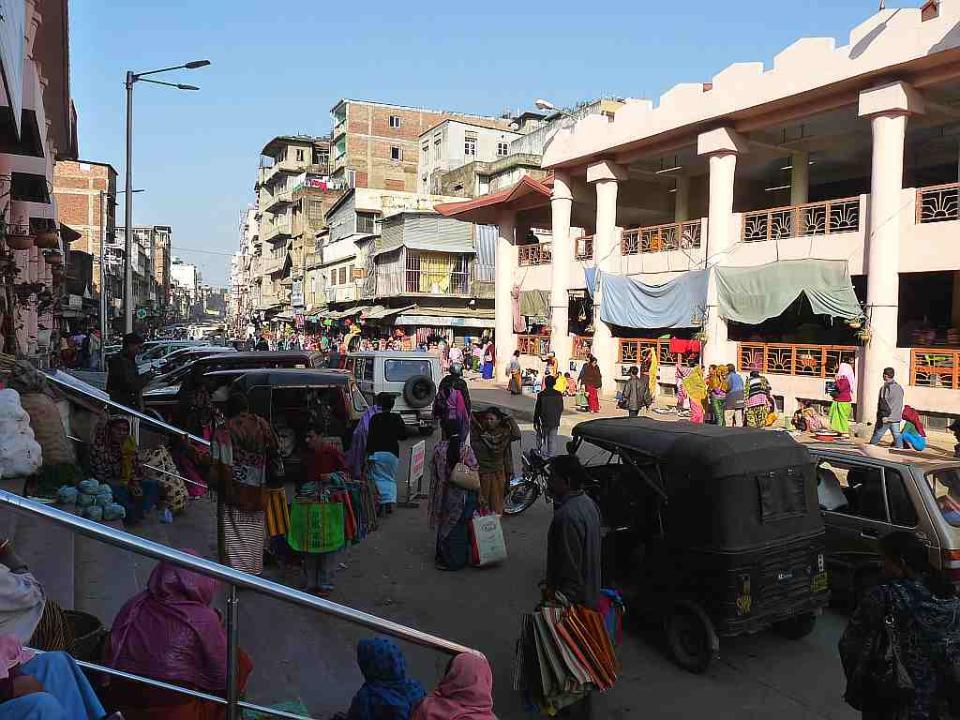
741;197;860;242
572;335;593;360
622;220;702;255
404;269;469;295
517;334;551;356
617;338;698;367
575;235;594;260
910;347;960;389
738;342;858;378
518;243;552;266
916;183;960;224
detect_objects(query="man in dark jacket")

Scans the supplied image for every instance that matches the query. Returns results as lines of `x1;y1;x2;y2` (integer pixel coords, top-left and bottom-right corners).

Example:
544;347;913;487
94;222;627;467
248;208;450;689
544;454;601;719
534;375;564;456
106;333;151;410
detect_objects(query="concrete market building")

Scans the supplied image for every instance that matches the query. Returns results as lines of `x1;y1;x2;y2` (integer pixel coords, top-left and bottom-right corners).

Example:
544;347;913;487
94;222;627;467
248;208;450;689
440;0;960;428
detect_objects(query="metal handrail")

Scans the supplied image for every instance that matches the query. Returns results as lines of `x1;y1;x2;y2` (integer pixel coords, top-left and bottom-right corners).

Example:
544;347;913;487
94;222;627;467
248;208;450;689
2;490;472;719
44;371;211;448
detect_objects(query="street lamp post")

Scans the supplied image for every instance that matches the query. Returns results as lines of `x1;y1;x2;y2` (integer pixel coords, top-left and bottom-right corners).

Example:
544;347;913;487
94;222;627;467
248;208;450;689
123;59;210;334
100;188;143;368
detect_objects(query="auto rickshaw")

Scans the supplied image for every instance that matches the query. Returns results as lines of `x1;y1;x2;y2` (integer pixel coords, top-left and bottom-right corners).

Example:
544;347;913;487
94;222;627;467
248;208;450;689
230;368;369;485
569;417;829;672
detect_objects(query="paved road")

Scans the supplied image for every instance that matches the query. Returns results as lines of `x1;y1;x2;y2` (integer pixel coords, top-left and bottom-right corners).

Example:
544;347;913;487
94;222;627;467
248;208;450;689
122;424;857;719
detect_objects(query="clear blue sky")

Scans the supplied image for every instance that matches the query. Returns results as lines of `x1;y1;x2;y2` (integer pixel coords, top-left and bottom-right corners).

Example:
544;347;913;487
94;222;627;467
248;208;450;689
70;0;897;284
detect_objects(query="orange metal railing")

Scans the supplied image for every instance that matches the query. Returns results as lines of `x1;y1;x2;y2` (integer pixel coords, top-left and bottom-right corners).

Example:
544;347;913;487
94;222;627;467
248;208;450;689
622;220;702;255
737;342;858;378
518;243;552;266
617;338;698;367
517;334;551;356
910;347;960;389
741;197;860;242
575;235;594;261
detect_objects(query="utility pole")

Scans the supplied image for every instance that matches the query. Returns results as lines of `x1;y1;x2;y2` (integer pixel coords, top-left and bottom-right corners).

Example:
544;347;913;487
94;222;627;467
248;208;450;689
124;70;134;334
99;190;108;369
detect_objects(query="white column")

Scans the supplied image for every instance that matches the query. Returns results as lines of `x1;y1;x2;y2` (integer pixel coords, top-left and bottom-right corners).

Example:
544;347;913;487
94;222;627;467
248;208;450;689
790;150;809;206
588;160;627;397
858;82;924;423
550;170;574;368
674;175;690;223
698;127;746;369
495;209;517;381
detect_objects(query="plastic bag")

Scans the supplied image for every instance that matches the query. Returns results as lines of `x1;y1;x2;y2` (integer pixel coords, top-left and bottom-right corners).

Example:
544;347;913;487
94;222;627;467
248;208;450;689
469;512;507;567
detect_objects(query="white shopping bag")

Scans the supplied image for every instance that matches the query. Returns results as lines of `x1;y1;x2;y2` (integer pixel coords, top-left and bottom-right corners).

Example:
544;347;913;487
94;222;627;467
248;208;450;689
470;512;508;567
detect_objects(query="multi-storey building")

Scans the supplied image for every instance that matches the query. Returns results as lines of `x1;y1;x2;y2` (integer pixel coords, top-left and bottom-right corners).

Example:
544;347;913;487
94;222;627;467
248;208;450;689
429;101;624;199
229;206;258;336
0;0;78;360
418;117;526;195
330;99;513;193
441;1;960;428
115;225;173;326
314;187;495;342
254;135;343;323
170;257;201;322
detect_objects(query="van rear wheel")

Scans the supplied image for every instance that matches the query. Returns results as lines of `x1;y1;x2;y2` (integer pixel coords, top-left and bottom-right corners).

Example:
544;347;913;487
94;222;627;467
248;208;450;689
404;375;436;409
772;612;817;640
665;606;715;674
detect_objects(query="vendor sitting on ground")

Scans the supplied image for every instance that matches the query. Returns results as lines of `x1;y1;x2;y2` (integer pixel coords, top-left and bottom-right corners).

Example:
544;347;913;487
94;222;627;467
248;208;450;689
90;414;160;525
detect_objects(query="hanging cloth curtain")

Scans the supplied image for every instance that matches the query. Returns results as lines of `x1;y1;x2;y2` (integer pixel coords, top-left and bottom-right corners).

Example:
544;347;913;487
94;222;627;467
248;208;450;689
716;259;862;324
520;290;551;324
598;269;709;329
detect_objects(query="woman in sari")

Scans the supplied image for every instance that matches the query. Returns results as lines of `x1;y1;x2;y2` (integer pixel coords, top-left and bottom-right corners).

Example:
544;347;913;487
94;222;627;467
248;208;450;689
643;347;659;407
173;382;222;497
345;637;426;720
481;341;495;380
108;558;252;719
90;415;160;524
429;420;479;571
682;365;708;424
828;362;855;434
211;392;282;576
411;652;496;720
745;368;774;429
347;402;381;481
507;350;522;395
470;408;520;515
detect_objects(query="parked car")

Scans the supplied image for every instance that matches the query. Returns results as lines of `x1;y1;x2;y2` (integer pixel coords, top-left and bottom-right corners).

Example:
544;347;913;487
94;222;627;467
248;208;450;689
143;351;324;421
569;418;829;673
137;340;207;371
809;442;960;605
152;345;236;381
345;351;439;435
230;368;368;484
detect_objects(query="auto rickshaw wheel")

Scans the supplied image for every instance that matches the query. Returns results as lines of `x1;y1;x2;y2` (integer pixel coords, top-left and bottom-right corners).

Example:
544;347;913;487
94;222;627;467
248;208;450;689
772;612;817;640
665;605;716;673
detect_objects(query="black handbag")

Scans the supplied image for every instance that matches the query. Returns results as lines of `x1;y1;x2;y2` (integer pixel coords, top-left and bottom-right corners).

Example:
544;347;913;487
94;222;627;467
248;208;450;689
845;603;915;711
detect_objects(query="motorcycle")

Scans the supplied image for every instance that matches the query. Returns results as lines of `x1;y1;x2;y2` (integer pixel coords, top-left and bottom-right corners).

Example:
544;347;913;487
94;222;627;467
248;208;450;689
503;447;552;515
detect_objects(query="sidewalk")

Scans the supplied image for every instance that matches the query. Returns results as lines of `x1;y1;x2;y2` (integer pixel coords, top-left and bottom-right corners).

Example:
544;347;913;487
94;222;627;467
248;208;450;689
466;377;960;455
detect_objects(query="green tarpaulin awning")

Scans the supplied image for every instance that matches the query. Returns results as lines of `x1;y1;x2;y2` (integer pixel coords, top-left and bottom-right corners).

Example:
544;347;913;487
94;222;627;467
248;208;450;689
716;259;862;325
520;290;550;320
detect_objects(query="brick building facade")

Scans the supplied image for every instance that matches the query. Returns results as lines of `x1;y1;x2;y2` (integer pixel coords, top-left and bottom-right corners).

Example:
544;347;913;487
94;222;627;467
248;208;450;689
330;99;512;192
52;160;118;293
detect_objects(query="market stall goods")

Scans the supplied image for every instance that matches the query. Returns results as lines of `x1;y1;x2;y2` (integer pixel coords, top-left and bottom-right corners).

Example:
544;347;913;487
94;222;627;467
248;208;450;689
0;388;42;477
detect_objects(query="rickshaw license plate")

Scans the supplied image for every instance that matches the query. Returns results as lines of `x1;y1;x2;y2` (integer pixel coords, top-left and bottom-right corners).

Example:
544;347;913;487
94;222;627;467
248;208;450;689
811;572;829;593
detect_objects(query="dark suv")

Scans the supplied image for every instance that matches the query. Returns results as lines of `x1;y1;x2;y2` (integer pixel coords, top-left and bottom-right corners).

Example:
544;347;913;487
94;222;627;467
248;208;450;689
142;351;324;421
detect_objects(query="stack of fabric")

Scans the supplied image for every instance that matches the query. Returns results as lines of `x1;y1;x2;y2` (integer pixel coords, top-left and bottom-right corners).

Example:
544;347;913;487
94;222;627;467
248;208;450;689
513;602;619;714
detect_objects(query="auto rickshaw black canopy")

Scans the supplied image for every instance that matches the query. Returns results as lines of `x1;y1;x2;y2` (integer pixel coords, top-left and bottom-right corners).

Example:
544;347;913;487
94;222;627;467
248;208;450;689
230;368;354;390
572;418;822;552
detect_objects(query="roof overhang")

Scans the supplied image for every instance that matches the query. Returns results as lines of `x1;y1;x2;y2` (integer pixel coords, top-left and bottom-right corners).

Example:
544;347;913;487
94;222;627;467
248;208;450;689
435;174;553;224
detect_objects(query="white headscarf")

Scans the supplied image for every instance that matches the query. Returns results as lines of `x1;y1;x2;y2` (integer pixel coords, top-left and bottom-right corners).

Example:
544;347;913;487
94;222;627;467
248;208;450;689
0;565;45;643
837;362;856;387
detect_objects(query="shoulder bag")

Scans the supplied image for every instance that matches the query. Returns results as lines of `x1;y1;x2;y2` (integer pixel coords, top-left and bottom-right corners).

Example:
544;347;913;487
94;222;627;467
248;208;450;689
450;458;480;492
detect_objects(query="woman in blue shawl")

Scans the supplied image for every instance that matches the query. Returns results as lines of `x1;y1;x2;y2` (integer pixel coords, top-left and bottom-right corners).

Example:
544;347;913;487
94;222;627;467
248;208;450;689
346;637;425;720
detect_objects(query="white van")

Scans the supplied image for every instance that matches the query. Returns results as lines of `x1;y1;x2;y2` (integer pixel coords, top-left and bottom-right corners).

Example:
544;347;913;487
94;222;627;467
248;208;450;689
345;351;441;435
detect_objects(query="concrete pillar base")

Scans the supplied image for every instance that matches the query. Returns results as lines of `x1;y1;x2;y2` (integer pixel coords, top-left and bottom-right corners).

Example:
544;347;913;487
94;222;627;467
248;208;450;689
861;305;900;426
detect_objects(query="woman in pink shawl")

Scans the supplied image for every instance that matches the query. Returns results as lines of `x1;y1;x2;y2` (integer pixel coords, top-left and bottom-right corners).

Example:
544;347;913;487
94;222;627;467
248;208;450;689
107;556;252;719
412;652;496;720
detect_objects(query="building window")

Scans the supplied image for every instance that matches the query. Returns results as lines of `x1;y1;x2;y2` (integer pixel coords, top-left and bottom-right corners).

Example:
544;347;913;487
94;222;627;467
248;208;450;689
497;142;509;157
391;146;402;161
464;134;477;156
357;212;378;235
478;176;491;195
308;200;324;222
389;115;401;128
296;149;305;162
339;267;347;285
421;142;429;156
433;137;441;161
